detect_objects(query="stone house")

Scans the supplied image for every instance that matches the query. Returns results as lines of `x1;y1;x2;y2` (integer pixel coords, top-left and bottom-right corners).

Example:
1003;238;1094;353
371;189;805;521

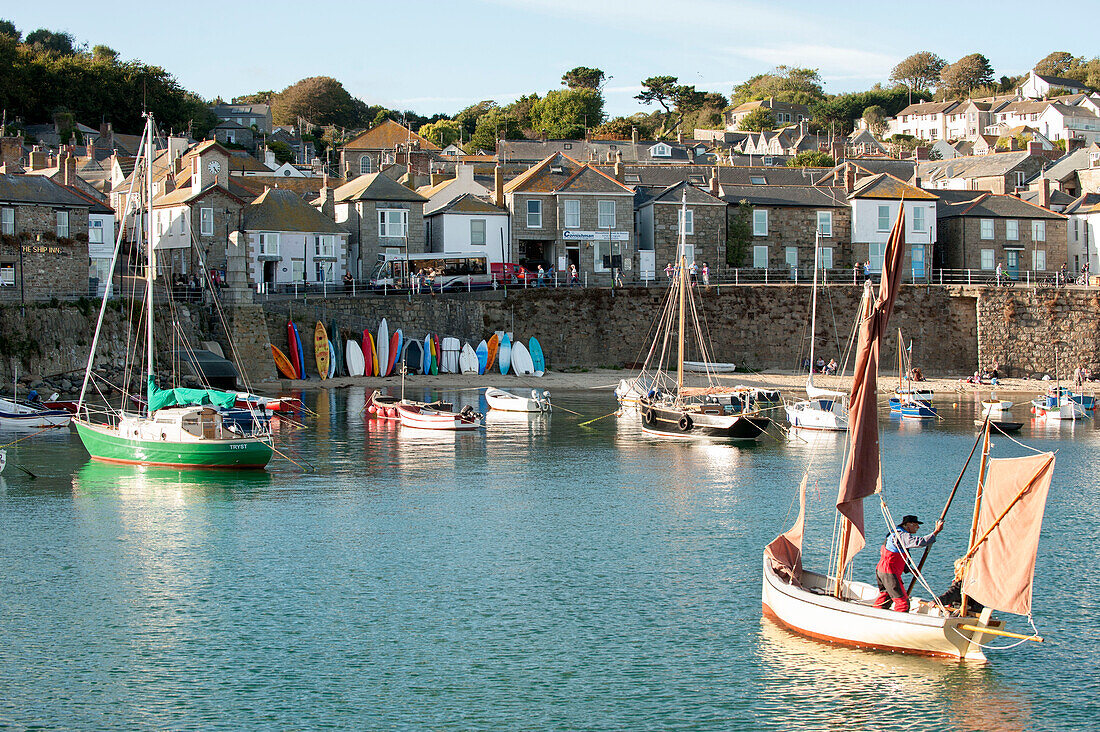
328;172;428;279
213;120;254;150
720;184;850;276
935;190;1066;276
211;104;273;134
635;179;726;281
241;187;347;291
339;120;440;179
917;149;1050;193
0;172;93;299
503;153;635;282
725;99;811;131
848;172;939;281
424;193;510;263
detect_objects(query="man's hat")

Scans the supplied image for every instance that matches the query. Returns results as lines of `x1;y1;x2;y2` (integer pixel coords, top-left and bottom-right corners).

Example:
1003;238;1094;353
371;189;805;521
901;515;923;525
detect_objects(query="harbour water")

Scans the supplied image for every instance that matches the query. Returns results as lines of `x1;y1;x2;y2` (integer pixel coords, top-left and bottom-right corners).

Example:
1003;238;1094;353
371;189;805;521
1;387;1098;730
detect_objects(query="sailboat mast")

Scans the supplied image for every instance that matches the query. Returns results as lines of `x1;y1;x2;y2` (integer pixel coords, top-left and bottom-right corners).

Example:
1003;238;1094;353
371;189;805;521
676;193;687;394
145;114;155;417
808;233;820;381
960;421;992;611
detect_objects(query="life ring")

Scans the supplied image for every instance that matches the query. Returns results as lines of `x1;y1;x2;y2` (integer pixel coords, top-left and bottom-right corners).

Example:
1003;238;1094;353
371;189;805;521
644;409;655;425
678;415;692;431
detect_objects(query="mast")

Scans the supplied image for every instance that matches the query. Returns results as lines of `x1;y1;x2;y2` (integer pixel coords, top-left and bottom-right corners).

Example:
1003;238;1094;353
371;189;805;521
676;191;687;395
808;232;820;391
145;113;155;417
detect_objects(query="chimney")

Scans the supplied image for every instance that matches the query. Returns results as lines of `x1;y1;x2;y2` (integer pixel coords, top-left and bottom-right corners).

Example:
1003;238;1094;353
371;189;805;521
264;147;276;167
61;152;76;187
677;130;684;144
614;151;624;183
191;156;205;192
430;171;445;186
914;176;922;189
631;127;638;146
1042;177;1051;207
29;145;47;171
0;136;24;172
844;162;856;194
493;163;504;208
710;166;719;197
1027;140;1043;156
457;164;474;184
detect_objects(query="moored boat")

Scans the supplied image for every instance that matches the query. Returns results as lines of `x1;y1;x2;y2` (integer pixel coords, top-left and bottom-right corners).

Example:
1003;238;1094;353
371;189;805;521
485;387;551;413
395;399;482;430
0;397;72;429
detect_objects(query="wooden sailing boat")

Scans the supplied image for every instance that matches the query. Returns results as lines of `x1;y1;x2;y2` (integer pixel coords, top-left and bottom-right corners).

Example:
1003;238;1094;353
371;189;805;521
762;206;1054;661
889;331;937;418
636;193;769;440
785;233;849;432
72;114;273;469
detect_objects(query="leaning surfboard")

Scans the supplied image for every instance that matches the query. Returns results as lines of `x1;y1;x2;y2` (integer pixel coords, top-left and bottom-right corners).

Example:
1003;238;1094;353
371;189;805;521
486;334;499;376
388;330;402;377
327;339;336;378
422;335;432;375
330;318;344;378
346;339;365;377
376;319;390;377
314;322;330;380
511;341;534;376
432;334;441;375
498;333;512;376
292;322;307;380
460;342;479;374
365;331;378;377
271;344;298;380
475;340;489;375
528;337;545;375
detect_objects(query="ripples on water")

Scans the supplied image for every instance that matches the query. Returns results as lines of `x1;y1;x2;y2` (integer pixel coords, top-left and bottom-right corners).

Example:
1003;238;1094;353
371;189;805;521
0;387;1097;730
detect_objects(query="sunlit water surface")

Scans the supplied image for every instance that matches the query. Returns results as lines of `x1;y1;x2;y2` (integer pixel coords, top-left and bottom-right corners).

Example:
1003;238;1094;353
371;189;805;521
1;387;1098;730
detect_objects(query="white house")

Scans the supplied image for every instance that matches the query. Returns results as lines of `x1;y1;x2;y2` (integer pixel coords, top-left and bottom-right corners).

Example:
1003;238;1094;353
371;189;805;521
887;101;959;141
848;173;939;280
1037;103;1100;145
242;188;348;290
1019;71;1090;100
424;194;509;263
1064;192;1100;273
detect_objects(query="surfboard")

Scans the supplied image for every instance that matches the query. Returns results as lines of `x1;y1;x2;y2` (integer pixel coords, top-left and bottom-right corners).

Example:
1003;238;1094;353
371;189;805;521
498;333;512;376
376;319;389;377
271;344;298;379
511;341;534;375
422;335;432;375
292;322;307;380
388;330;402;377
441;337;460;374
528;337;545;375
486;334;499;375
346;339;365;376
327;339;336;378
365;331;378;377
475;340;489;375
330;318;344;377
403;338;423;375
314;322;330;380
287;322;300;377
432;334;441;375
459;342;479;374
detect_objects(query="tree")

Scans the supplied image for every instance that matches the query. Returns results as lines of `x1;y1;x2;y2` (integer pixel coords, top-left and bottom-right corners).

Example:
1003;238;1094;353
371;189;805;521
0;19;19;41
738;107;775;132
417;119;462;147
455;100;499;137
635;76;709;137
726;200;752;267
503;93;540;131
267;139;295;165
810;86;919;136
786;151;834;168
91;44;118;63
234;90;276;105
561;66;605;90
593;113;655;139
530;87;603;138
889;52;946;94
861;105;887;137
467;109;522;152
732;66;825;106
940;54;995;98
272;76;359;127
24;28;74;54
1033;52;1083;78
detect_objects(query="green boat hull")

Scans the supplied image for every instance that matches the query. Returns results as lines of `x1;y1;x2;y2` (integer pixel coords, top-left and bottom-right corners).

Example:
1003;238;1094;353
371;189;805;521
74;420;272;469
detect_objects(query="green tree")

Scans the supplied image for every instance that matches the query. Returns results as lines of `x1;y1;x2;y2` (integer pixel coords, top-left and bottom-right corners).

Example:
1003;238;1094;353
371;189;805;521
0;19;19;41
731;66;825;106
530;87;603;138
635;76;709;137
561;66;605;90
272;76;359;126
91;44;117;63
940;54;995;98
503;93;540;131
786;150;834;168
810;86;919;135
24;28;74;54
267;139;295;164
861;105;887;137
738;107;775;132
418;119;462;147
233;90;276;105
726;200;752;267
455;100;499;137
593;113;655;139
889;52;946;94
1033;52;1083;78
468;109;522;152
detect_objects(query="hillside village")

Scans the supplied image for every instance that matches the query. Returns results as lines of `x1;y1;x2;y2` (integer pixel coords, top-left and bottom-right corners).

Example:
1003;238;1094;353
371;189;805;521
4;54;1100;301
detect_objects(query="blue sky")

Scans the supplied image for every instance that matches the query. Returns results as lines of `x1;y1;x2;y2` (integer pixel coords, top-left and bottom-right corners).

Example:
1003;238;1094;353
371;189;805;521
5;1;1094;118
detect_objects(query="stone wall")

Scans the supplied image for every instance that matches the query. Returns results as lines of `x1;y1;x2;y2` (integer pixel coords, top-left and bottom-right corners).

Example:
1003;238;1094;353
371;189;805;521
652;202;726;273
939;217;1068;271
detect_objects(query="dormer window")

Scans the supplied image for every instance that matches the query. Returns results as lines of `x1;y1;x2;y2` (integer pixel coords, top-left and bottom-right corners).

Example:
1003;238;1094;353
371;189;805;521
625;174;641;184
688;175;705;185
550;165;564;173
650;143;671;158
750;176;767;185
563;143;572;150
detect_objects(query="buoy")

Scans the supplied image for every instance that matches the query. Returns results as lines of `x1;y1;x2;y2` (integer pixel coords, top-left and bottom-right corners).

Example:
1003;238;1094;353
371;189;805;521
953;402;958;407
367;405;377;414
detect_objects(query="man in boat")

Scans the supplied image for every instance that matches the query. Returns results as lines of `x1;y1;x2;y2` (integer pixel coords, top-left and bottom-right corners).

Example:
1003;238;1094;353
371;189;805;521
936;558;984;615
873;514;944;612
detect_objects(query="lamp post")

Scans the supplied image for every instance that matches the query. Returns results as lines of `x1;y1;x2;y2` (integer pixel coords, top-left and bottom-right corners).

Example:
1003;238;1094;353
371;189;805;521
20;235;29;316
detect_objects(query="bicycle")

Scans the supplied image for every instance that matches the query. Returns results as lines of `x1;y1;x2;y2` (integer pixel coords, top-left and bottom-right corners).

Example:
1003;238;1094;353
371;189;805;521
987;276;1016;288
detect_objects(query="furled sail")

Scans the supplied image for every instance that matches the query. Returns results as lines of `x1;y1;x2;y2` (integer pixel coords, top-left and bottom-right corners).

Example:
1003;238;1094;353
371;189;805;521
963;453;1055;616
766;475;807;583
834;206;907;571
146;375;237;413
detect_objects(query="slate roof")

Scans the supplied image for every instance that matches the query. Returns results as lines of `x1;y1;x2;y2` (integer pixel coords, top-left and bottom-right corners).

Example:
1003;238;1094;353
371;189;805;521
504;154;632;195
934;190;1064;219
214;119;249;130
343;120;439;151
1064;192;1100;214
721;184;849;208
647;180;725;206
1018;187;1075;208
0;174;96;207
425;193;507;217
230;155;272;173
243;188;342;233
917;151;1037;182
1034;72;1089;89
333;172;427;203
212;104;271;116
896;101;959;116
850;172;938;200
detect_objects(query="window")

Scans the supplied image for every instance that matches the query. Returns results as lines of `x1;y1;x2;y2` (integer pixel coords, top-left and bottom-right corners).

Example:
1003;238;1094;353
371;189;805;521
314;235;335;257
785;246;798;271
89;219;103;244
980;219;994;239
1031;220;1046;241
753;245;768;268
56;210;69;238
563;143;572;150
359;156;372;175
258;233;279;256
564;200;580;228
817;210;832;237
0;207;12;235
1015;171;1026;187
912;207;925;233
624;175;641;184
598;200;616;228
291;260;304;281
753;209;767;236
470;219;486;246
1074;219;1079;241
677;209;694;235
877;205;891;232
981;249;995;270
1006;220;1019;240
594;241;610;272
651;144;671;157
526;199;542;228
1033;249;1046;270
749;176;766;185
820;247;834;269
200;207;214;236
378;209;408;238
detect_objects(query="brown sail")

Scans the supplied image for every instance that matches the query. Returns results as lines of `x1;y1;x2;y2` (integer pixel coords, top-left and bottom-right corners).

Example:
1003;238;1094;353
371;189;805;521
765;475;807;583
963;453;1055;616
834;205;907;572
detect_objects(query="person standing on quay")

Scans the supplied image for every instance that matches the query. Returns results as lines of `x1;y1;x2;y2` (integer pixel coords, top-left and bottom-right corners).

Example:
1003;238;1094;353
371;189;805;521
665;262;674;282
569;263;579;287
702;262;710;286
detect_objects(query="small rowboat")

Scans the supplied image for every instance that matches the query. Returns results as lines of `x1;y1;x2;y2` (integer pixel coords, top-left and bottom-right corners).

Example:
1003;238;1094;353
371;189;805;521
981;398;1013;413
0;397;72;429
485;387;551;413
366;390;400;420
974;419;1023;433
395;399;482;430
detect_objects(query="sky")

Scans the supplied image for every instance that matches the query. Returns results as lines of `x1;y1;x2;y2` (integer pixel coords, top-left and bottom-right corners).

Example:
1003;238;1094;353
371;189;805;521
5;1;1095;119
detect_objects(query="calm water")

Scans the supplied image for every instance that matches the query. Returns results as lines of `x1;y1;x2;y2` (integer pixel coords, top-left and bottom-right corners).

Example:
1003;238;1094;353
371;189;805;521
1;387;1098;730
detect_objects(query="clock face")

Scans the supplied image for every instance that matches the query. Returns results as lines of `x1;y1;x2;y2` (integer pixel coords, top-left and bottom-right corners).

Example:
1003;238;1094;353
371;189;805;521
208;160;221;174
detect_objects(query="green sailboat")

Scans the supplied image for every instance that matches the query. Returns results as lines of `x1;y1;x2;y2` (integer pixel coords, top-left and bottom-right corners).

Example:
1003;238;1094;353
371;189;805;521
73;114;272;469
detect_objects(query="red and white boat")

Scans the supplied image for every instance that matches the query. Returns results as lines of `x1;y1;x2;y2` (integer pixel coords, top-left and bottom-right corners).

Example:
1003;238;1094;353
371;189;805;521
395;399;482;430
366;390;401;420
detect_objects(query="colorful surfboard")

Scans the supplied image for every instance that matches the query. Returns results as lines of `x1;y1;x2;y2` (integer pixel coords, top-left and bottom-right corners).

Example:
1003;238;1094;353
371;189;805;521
475;340;489;375
388;330;402;376
329;318;343;377
314;322;330;380
498;333;512;375
291;322;307;380
486;333;499;375
422;335;432;375
271;344;298;380
529;337;545;374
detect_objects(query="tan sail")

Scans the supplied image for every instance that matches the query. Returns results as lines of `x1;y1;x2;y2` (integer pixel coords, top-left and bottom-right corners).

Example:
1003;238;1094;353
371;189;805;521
834;205;907;573
963;453;1055;616
765;475;807;583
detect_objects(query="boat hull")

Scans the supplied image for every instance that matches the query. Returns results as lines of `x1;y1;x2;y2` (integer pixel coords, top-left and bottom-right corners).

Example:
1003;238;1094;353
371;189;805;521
641;403;768;440
785;400;847;431
485;387;549;413
396;401;481;430
74;419;272;469
761;557;995;661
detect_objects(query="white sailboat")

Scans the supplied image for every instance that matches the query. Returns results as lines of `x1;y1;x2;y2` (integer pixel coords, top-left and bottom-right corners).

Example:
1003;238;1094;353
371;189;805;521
785;234;848;432
763;206;1053;661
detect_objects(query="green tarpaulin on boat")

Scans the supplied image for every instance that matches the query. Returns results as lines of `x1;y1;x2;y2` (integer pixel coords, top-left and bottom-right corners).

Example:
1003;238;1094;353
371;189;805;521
146;375;237;413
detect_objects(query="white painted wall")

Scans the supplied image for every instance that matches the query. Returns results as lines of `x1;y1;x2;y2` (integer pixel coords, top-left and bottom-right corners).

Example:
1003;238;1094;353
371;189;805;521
431;212;509;263
247;231;348;285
